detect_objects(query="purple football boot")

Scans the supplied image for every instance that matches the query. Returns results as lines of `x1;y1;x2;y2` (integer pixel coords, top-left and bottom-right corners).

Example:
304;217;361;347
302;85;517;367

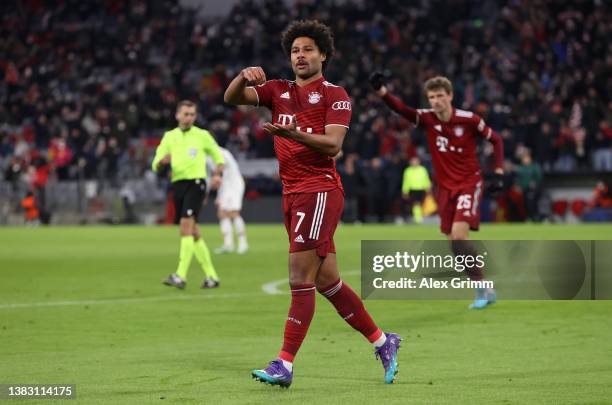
375;333;402;384
251;360;293;388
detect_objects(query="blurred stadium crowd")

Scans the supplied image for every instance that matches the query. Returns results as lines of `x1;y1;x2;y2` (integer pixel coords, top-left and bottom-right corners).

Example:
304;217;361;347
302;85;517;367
1;0;610;223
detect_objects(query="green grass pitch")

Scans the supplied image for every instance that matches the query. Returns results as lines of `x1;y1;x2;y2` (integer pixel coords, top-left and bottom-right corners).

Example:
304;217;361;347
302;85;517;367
1;224;611;404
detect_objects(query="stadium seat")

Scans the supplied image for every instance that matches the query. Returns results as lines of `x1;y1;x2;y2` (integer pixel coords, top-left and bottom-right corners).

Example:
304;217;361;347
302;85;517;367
551;200;568;217
571;199;587;217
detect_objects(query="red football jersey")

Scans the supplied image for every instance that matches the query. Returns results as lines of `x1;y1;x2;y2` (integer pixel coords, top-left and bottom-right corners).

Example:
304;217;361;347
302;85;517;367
382;93;503;191
417;108;492;190
253;76;352;194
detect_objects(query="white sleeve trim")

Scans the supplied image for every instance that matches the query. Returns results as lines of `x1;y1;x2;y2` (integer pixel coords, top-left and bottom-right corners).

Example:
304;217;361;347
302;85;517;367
247;86;259;106
477;119;485;132
325;124;350;129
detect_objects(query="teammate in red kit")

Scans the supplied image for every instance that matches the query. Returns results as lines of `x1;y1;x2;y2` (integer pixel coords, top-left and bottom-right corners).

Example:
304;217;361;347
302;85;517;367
370;73;504;309
225;20;401;388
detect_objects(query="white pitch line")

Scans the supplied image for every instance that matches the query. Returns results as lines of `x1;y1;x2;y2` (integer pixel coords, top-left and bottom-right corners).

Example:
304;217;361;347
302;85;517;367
0;292;262;310
0;270;363;309
261;270;361;295
261;278;289;296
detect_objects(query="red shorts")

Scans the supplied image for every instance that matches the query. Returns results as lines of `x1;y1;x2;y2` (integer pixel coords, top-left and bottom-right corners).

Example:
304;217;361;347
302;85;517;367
436;181;483;235
282;188;344;257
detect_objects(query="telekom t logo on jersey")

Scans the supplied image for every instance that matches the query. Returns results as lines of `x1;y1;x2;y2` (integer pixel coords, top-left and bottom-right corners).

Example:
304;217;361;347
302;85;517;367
436;136;448;152
277;114;312;133
277;114;293;125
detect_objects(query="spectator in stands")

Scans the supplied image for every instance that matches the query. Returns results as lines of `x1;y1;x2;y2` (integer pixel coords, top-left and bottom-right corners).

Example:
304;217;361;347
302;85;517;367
368;157;387;223
21;191;39;225
554;121;577;172
516;150;543;222
48;136;73;180
583;181;612;222
592;121;612;171
337;153;358;223
29;155;50;224
590;181;612;209
534;122;555;171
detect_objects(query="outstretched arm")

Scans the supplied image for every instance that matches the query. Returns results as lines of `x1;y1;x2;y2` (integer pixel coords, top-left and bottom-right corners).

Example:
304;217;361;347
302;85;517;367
224;67;266;106
369;72;418;124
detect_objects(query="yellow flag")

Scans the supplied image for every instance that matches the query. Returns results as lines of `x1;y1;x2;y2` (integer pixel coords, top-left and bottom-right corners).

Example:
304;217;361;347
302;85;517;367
423;194;437;216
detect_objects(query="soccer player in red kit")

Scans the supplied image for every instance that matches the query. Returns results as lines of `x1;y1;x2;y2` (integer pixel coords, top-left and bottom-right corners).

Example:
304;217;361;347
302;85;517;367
225;20;401;387
370;73;504;309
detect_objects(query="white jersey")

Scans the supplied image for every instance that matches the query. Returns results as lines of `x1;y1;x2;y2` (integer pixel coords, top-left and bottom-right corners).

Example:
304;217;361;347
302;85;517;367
214;147;245;211
218;148;244;190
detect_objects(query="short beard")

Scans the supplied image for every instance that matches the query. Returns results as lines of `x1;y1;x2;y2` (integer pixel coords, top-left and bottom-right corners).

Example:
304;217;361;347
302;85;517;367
294;66;320;81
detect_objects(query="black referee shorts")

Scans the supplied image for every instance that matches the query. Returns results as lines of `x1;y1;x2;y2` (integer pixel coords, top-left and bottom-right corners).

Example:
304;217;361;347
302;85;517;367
172;179;207;224
408;190;426;204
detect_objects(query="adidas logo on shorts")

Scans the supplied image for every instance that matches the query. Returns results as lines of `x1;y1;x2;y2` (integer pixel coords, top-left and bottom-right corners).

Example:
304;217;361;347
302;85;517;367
280;92;290;99
294;234;305;243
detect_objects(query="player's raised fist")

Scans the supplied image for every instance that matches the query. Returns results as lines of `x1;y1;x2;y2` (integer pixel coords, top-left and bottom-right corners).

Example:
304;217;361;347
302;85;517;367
241;67;266;86
369;71;386;91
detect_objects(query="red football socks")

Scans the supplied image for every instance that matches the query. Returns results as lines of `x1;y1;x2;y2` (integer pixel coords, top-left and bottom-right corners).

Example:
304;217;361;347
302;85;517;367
318;279;382;343
279;283;316;362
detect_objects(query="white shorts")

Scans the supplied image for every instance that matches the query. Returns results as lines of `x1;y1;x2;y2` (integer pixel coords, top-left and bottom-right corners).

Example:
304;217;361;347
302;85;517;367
218;182;245;211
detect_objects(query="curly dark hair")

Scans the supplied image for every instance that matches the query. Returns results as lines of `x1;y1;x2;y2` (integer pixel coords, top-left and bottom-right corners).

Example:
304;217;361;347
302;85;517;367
281;20;335;70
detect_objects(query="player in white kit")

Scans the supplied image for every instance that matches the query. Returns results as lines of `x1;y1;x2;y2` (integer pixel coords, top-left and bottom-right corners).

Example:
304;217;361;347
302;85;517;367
214;147;249;254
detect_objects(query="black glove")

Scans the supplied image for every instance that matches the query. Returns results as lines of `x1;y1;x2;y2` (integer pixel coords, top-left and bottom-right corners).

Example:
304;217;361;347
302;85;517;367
369;71;385;91
487;173;504;196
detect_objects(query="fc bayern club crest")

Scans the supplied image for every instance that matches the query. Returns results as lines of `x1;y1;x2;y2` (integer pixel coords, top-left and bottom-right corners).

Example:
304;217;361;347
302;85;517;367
454;126;464;137
308;92;322;104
